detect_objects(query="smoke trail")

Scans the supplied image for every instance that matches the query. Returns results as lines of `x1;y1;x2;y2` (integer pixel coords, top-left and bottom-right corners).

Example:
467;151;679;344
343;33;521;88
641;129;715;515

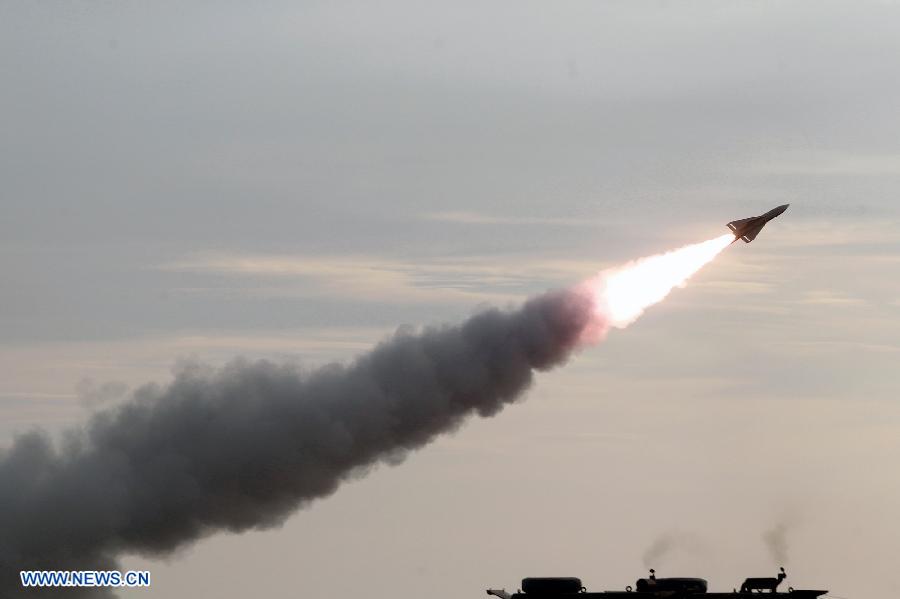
1;235;730;596
642;531;707;568
763;521;792;565
1;289;594;597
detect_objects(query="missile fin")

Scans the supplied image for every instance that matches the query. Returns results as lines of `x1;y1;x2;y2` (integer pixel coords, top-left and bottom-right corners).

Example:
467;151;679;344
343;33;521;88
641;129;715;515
727;217;755;232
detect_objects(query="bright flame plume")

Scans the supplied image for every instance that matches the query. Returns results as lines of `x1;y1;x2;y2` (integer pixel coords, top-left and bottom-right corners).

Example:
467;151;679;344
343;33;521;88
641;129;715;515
592;233;734;328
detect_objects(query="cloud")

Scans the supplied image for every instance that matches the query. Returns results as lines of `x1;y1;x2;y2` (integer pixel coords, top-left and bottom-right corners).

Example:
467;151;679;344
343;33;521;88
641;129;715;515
747;220;900;251
158;252;611;304
422;211;605;227
746;152;900;177
797;290;867;306
691;280;775;295
159;253;522;304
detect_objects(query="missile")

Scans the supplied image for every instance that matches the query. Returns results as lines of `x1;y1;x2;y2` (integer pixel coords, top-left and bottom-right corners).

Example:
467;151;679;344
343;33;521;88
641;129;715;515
727;204;789;243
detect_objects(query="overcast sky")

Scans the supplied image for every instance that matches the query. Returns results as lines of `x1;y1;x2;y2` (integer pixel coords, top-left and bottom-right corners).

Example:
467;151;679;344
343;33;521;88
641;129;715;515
2;1;900;597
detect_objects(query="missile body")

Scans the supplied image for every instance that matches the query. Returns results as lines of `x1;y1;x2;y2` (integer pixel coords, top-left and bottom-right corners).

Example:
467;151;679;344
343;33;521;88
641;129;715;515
727;204;789;243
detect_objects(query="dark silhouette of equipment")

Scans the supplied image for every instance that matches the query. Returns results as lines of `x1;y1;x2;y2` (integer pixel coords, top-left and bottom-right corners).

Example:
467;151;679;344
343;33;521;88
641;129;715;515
486;565;827;598
521;578;585;594
727;204;789;243
635;569;708;594
740;567;787;593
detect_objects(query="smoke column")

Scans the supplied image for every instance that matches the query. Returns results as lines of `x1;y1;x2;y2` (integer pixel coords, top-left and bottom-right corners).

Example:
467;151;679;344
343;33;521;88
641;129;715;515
763;521;793;565
642;531;708;568
1;235;732;597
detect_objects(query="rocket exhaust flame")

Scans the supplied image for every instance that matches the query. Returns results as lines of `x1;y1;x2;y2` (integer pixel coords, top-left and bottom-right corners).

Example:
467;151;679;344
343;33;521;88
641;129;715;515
0;235;732;597
593;234;735;328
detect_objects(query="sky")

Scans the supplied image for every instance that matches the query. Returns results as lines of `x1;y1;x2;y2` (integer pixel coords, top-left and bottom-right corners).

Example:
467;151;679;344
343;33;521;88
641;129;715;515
2;1;900;597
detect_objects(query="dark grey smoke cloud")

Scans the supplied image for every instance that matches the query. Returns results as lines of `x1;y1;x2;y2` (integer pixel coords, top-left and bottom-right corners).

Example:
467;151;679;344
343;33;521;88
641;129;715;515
0;288;595;597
